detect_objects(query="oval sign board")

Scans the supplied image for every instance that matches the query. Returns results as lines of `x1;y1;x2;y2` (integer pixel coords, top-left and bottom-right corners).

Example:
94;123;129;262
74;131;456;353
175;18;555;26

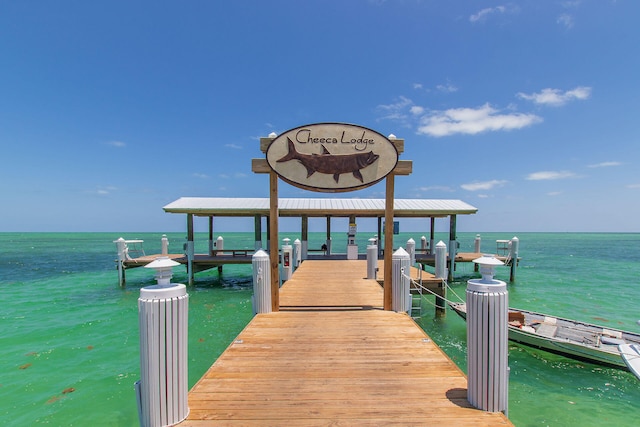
266;123;398;193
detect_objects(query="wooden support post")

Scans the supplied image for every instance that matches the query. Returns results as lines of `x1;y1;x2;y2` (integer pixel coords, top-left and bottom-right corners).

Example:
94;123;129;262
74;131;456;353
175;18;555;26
301;215;308;259
326;216;331;255
430;217;435;255
377;217;383;258
269;172;280;311
383;174;395;311
448;215;457;282
187;214;194;286
254;214;262;250
208;216;214;255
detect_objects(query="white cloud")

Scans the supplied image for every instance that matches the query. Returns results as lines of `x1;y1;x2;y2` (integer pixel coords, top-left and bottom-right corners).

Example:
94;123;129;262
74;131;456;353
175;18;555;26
587;161;621;168
225;143;242;149
107;140;126;148
193;173;209;179
461;180;507;191
557;14;574;29
436;83;458;93
90;186;117;195
413;83;423;90
526;171;576;180
376;96;415;125
410;106;425;115
547;191;563;196
417;103;542;137
517;86;591;106
627;183;640;189
469;6;506;23
416;185;455;192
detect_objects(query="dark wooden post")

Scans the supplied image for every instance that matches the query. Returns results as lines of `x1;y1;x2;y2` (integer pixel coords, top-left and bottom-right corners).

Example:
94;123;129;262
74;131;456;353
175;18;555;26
269;171;280;311
254;214;262;250
448;214;457;282
383;174;395;311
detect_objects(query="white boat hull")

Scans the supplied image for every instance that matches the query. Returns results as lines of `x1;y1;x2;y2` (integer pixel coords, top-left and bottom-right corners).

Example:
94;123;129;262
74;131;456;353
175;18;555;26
450;303;640;370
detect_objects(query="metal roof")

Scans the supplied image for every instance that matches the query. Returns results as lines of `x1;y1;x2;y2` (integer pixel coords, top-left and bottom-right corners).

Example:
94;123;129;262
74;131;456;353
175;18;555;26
163;197;477;218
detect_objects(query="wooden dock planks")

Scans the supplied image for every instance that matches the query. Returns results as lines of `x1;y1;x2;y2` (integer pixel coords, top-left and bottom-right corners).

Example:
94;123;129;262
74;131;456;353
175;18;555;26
181;260;512;426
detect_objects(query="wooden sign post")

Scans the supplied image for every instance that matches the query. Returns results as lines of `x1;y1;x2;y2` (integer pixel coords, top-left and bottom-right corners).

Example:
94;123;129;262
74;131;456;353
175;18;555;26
253;124;411;311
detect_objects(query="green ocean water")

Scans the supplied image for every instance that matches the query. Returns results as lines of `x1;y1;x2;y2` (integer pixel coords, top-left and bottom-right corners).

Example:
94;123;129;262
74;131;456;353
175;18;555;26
1;231;639;426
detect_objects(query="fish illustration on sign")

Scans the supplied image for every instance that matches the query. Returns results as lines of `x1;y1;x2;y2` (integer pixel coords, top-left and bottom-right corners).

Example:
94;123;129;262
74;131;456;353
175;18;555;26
277;138;379;183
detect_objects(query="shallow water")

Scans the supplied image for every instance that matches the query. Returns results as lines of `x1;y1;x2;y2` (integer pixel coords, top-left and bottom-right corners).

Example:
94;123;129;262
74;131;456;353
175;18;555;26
1;232;639;426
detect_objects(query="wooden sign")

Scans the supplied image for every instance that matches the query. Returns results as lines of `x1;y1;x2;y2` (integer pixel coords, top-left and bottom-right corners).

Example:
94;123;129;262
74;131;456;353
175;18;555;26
266;123;398;193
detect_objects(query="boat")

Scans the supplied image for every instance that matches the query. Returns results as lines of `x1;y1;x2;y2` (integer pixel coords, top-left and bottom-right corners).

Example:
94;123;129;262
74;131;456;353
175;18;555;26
619;344;640;380
449;302;640;370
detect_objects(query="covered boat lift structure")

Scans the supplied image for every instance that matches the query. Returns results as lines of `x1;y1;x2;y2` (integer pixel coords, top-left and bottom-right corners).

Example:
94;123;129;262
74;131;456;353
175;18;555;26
162;197;478;284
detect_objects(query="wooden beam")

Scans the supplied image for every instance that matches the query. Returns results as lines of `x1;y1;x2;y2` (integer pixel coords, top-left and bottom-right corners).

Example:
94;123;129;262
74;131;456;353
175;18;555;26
260;136;275;153
391;138;405;154
252;158;271;174
393;160;412;175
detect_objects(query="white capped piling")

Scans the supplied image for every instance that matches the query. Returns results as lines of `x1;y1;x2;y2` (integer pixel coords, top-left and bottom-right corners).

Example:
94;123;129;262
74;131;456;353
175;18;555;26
281;238;293;282
406;238;416;266
434;241;447;282
366;238;378;279
467;255;508;414
252;250;271;314
216;236;224;252
473;234;481;272
161;234;169;256
434;241;448;315
392;247;411;313
114;237;127;287
293;238;301;269
420;236;427;254
137;257;189;427
509;236;519;282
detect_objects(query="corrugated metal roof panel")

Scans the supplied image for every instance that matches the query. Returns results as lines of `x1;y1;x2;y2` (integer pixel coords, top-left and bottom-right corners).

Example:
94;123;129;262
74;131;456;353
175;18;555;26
163;197;477;217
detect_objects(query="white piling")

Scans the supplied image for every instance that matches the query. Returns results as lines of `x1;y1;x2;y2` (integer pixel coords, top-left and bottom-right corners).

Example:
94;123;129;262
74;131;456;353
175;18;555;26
406;238;416;266
392;247;411;313
114;237;127;287
366;238;378;279
474;234;481;253
420;236;427;254
216;236;224;252
281;238;293;282
467;255;508;413
137;258;189;427
301;238;308;261
293;239;301;268
434;241;448;314
252;250;271;314
434;241;447;281
161;234;169;256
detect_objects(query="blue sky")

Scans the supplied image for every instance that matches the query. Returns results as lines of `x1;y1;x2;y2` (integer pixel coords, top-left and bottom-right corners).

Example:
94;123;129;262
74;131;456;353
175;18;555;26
1;1;639;233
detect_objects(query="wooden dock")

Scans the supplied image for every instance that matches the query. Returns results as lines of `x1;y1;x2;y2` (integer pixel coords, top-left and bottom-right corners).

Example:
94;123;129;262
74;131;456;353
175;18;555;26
180;260;512;426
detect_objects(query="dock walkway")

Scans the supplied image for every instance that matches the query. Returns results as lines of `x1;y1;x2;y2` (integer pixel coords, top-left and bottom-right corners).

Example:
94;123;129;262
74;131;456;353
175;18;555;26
181;260;511;426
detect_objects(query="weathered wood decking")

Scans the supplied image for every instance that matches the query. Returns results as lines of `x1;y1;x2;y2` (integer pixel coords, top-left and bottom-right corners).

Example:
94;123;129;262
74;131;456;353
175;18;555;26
180;260;512;426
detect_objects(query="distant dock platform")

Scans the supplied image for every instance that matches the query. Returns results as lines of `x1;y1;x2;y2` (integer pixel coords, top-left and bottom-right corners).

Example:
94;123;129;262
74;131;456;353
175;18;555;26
179;260;512;426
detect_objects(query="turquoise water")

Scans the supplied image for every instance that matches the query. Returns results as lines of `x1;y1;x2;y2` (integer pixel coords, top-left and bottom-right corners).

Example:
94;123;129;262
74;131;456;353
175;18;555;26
1;232;639;426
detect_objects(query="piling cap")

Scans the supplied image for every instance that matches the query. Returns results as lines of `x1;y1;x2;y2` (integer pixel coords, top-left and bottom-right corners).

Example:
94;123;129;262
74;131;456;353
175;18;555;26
144;256;180;269
140;283;186;299
472;254;504;266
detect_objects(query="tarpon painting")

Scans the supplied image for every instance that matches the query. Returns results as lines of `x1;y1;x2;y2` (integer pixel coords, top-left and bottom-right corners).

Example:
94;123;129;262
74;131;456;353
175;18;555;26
277;138;379;183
